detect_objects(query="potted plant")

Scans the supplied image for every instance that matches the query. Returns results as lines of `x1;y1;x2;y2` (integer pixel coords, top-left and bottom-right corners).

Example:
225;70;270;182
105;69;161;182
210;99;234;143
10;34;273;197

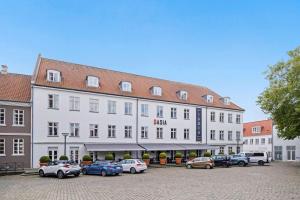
39;156;50;167
175;152;183;165
159;152;167;165
105;152;114;161
204;151;211;157
59;155;69;160
123;152;132;159
189;151;197;160
81;155;93;165
229;151;235;155
142;153;150;166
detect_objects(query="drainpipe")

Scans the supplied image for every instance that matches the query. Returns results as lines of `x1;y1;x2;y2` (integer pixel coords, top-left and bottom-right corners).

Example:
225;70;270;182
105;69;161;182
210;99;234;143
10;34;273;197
205;106;208;145
31;86;34;168
136;98;139;158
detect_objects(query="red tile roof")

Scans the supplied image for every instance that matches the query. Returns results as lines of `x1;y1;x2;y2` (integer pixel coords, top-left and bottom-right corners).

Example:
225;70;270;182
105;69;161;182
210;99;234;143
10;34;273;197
243;119;273;137
33;57;244;111
0;73;31;103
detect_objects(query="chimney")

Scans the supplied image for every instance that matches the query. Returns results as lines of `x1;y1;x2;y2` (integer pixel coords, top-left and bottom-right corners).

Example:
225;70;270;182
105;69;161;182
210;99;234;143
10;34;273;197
1;65;8;75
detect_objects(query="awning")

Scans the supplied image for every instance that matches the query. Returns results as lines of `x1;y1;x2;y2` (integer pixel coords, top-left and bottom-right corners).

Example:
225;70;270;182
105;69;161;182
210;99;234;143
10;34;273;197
84;143;145;152
179;144;219;150
139;144;185;151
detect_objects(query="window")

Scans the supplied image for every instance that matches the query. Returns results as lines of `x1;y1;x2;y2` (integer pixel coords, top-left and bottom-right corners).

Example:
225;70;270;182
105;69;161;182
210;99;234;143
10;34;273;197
236;131;241;141
255;138;259;145
268;138;272;144
219;147;224;154
48;147;58;161
287;146;296;161
244;139;248;145
87;76;99;87
156;127;163;139
157;106;163;118
124;102;132;115
261;138;265;144
171;128;177;139
228;131;233;141
108;100;116;114
141;104;149;117
70;123;80;137
13;139;24;155
89;99;99;113
124;126;132;138
219;130;224;140
171;107;177;119
48;122;58;136
274;146;282;160
236;146;241;154
178;90;188;100
108;125;116;138
219;113;224;123
89;124;98;137
141;126;148;139
210;130;216;140
120;81;132;92
69;96;80;111
184;129;190;140
13;109;24;126
47;70;61;82
206;95;214;103
236;114;241;124
223;97;230;105
70;147;79;163
250;139;253;145
228;113;232;123
0;108;5;125
152;86;162;96
228;147;233;153
0;139;5;155
48;94;59;109
184;109;190;120
252;126;261;134
210;112;215;122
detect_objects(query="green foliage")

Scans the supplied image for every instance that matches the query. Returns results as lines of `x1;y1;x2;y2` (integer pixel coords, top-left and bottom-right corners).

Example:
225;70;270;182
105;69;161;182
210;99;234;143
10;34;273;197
39;156;50;163
258;46;300;139
82;155;92;161
204;152;211;157
105;153;114;160
159;152;167;159
59;155;68;160
142;153;150;159
218;152;224;155
175;151;183;158
189;151;197;158
229;151;235;155
123;153;132;159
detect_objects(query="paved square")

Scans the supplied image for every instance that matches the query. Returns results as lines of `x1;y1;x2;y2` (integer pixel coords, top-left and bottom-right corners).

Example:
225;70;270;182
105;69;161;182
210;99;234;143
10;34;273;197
0;162;300;200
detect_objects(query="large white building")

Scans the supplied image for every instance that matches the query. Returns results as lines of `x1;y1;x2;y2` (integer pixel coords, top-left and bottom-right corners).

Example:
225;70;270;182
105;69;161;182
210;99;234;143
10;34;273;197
31;56;244;167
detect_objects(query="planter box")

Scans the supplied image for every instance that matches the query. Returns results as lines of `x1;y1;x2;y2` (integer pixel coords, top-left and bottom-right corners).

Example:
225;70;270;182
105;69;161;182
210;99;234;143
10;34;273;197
160;158;167;165
143;159;150;166
175;158;182;165
39;163;48;167
81;161;92;166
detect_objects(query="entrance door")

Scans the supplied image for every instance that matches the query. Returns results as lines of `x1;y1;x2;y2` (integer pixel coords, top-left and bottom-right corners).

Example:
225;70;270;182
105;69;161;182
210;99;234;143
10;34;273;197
287;146;296;161
274;146;282;160
48;148;58;161
70;148;79;163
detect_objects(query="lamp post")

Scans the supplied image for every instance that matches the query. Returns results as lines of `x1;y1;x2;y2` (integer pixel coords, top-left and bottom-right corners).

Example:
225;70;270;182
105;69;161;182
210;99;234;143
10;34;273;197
62;132;69;156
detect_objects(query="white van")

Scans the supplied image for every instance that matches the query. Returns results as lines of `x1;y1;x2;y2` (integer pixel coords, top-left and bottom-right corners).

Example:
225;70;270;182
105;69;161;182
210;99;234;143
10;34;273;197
238;152;270;166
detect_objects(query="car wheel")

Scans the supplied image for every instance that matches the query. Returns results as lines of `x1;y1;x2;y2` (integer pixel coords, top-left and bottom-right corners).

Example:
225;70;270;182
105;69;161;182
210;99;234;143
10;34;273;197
238;161;245;167
206;165;211;169
130;167;136;174
101;170;107;177
186;164;192;169
39;170;45;177
140;170;144;173
82;169;87;175
57;171;65;179
258;160;265;166
74;173;80;177
116;173;119;176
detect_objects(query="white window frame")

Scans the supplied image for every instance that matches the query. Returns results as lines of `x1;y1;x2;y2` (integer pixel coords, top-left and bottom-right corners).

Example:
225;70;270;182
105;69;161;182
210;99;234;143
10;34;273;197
157;106;163;118
124;126;132;138
141;104;149;117
184;129;190;140
210;130;216;140
236;114;241;124
244;139;248;145
184;109;190;120
69;147;79;163
156;127;163;139
70;123;80;137
179;91;188;100
268;138;272;144
210;112;215;122
255;138;259;145
120;81;132;92
69;96;80;111
89;124;99;137
108;100;116;114
228;131;233;141
13;109;24;126
0;108;5;126
48;147;58;161
89;99;99;113
152;86;162;96
87;76;99;87
47;70;61;82
252;126;261;134
48;94;59;109
124;102;133;115
219;113;224;123
219;146;224;154
108;125;116;138
171;107;177;119
228;113;232;123
0;138;5;155
250;139;253;145
171;128;177;139
207;95;214;103
48;122;58;136
261;138;265;144
141;126;148;139
219;130;224;140
13;138;24;155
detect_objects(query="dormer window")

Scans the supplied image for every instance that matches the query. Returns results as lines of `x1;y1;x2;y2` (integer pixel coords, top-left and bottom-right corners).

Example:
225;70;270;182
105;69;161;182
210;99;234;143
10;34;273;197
206;95;214;103
151;86;162;96
252;126;261;134
87;76;99;87
177;90;188;100
221;97;230;105
120;81;132;92
47;70;61;82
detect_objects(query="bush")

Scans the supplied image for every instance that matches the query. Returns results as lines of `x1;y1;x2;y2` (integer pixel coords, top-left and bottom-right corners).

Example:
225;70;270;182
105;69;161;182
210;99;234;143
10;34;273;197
105;153;114;160
218;152;224;155
82;155;92;161
123;153;132;159
159;152;167;159
175;152;183;158
204;152;211;157
59;155;68;160
39;156;50;163
142;153;150;159
229;151;235;155
189;151;197;158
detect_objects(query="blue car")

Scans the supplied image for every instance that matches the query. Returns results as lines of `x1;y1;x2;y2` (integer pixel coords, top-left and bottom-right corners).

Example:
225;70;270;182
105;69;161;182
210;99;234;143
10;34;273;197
81;161;123;176
229;155;249;167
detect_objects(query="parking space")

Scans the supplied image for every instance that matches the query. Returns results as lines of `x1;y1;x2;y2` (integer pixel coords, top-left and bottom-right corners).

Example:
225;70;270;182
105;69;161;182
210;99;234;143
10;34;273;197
0;162;300;200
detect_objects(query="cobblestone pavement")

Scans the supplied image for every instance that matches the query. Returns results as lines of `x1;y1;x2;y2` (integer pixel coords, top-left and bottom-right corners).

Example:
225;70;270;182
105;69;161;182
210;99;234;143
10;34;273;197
0;162;300;200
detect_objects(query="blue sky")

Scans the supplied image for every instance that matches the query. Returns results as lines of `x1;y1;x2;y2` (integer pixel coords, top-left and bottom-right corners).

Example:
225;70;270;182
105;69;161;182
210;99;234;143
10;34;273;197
1;0;300;122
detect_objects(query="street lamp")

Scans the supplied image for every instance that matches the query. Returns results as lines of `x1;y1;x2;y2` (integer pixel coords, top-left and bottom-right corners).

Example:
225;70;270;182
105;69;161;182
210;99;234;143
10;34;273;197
62;132;69;156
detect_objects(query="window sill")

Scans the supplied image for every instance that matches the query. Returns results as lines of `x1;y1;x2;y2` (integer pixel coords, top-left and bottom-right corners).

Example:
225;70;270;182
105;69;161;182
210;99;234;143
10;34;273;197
141;115;149;117
124;114;133;116
184;119;190;120
171;117;177;119
108;137;116;138
12;125;25;127
48;108;59;110
89;136;99;138
141;137;148;139
12;154;24;156
124;137;133;139
89;111;99;113
69;110;80;112
47;135;59;137
0;154;6;156
156;116;164;118
0;124;6;126
69;136;80;138
108;112;116;114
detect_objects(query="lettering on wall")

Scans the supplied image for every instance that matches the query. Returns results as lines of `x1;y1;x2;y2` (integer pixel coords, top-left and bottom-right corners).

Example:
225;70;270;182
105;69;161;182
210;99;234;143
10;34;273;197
154;119;167;125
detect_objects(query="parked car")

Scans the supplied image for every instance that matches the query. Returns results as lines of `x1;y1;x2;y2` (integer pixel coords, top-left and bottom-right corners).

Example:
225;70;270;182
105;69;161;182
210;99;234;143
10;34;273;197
238;152;270;166
119;159;147;174
39;160;81;179
186;157;214;169
211;155;231;167
81;160;123;176
229;154;249;167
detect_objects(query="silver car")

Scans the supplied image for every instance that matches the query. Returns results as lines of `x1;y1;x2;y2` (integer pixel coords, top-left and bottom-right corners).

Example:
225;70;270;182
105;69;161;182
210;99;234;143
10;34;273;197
119;159;147;174
39;160;81;179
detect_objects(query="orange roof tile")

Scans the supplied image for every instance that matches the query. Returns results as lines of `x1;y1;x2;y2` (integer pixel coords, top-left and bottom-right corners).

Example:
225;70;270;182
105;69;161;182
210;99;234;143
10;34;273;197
33;57;244;111
243;119;273;137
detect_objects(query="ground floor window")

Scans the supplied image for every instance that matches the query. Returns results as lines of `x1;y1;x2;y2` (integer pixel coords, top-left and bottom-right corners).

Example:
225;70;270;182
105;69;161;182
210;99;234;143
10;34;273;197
0;138;5;155
274;146;282;160
13;138;24;155
287;146;296;161
211;150;215;156
228;146;232;154
219;147;224;154
48;147;58;161
70;147;79;163
236;146;240;154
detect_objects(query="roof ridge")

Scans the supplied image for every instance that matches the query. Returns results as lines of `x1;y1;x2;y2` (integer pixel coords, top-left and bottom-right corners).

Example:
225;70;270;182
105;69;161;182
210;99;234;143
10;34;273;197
243;119;272;124
0;72;31;77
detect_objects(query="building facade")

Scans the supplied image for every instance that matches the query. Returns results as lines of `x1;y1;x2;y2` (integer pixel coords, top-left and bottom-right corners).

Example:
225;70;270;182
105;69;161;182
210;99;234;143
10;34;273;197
0;66;32;169
31;56;244;167
243;119;273;158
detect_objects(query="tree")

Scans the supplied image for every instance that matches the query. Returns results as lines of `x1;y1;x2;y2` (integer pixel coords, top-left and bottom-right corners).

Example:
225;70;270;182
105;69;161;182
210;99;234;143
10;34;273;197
257;46;300;140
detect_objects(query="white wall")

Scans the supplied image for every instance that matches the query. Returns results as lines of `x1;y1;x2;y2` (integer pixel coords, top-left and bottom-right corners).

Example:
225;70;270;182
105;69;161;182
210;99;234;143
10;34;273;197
243;135;273;158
